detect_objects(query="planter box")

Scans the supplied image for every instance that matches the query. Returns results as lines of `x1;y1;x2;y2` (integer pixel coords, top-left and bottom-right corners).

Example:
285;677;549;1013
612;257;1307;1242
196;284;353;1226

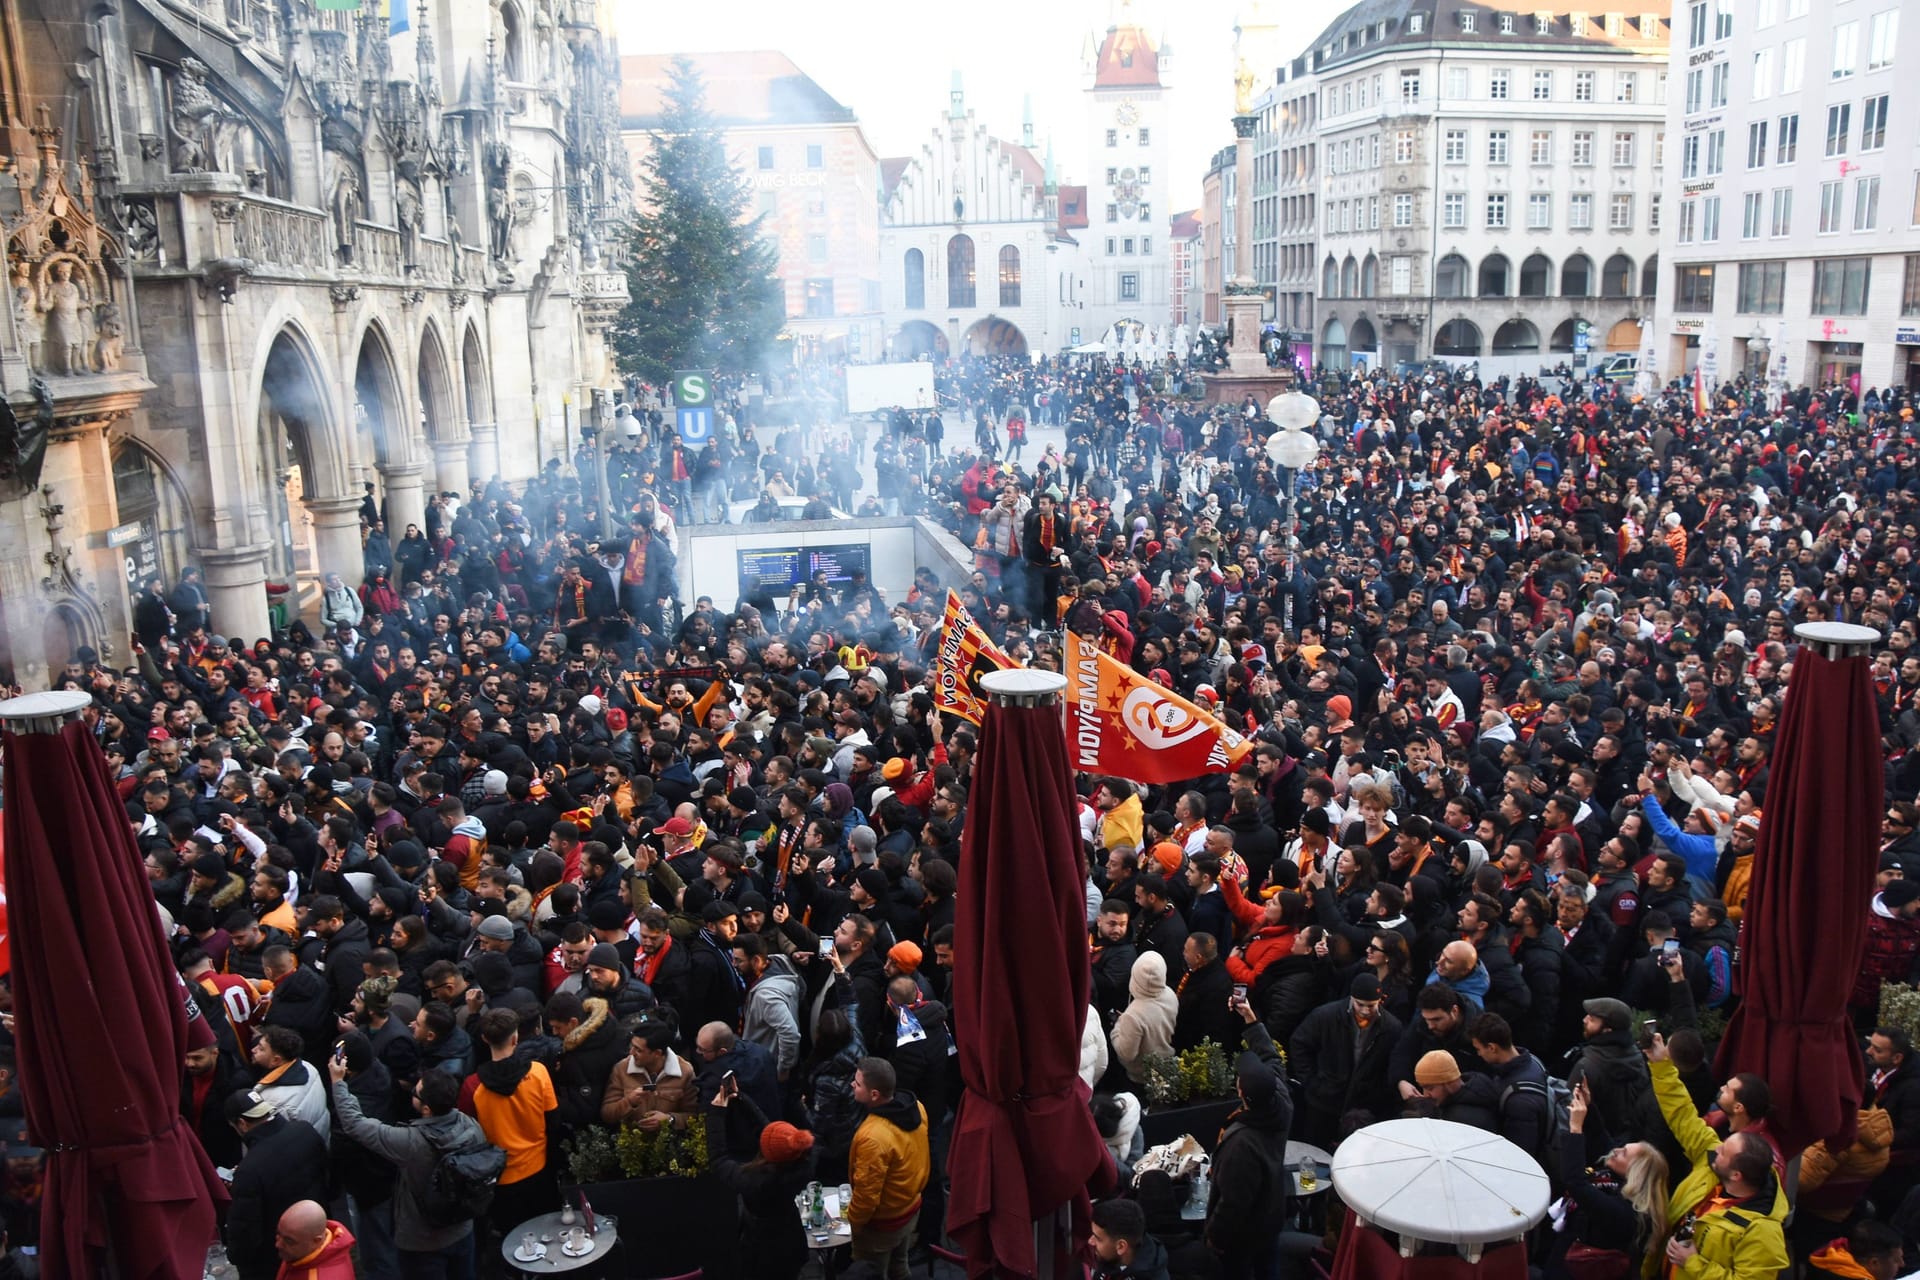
1138;1098;1238;1154
576;1174;735;1277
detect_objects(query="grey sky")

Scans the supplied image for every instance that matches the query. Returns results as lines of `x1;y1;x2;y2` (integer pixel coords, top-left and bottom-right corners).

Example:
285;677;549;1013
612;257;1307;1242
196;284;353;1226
615;0;1350;211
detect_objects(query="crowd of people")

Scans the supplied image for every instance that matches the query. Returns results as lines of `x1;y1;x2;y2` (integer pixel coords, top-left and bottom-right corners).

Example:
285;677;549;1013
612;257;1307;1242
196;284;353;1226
12;349;1920;1280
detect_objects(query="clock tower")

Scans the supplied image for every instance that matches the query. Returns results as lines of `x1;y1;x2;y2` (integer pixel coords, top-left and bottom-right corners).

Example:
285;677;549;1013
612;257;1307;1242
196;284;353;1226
1082;0;1172;347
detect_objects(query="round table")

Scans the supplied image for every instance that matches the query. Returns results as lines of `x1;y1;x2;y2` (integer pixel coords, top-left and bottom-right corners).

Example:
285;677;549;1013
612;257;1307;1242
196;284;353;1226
1287;1139;1334;1197
797;1187;853;1279
502;1211;621;1277
1331;1118;1548;1255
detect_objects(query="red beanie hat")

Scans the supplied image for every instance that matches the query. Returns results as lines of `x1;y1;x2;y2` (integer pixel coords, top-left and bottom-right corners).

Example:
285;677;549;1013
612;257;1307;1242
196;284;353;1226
760;1121;815;1163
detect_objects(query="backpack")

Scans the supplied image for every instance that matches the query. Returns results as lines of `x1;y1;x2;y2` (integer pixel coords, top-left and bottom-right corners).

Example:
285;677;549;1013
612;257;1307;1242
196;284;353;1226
420;1127;507;1227
1499;1065;1571;1182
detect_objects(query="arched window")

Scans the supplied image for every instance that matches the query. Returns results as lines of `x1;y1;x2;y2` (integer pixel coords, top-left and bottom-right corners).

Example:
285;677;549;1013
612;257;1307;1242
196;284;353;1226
1341;257;1359;297
904;249;925;310
1361;254;1378;297
1640;254;1659;298
1435;253;1469;299
1322;318;1348;366
1323;257;1340;297
1434;319;1482;355
998;245;1021;307
1561;254;1594;297
501;4;525;80
1601;253;1634;298
1549;319;1578;353
1519;254;1552;298
947;234;976;308
1478;254;1511;298
1349;317;1378;351
1493;319;1541;353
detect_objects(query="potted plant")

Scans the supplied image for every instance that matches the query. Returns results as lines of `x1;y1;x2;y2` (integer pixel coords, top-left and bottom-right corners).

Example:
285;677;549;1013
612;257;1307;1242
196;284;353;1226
1137;1040;1251;1154
563;1116;732;1275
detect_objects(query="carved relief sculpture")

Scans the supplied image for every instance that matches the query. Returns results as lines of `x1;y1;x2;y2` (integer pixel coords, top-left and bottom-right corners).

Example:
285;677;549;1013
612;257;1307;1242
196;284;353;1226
12;261;43;369
168;58;227;174
92;303;124;372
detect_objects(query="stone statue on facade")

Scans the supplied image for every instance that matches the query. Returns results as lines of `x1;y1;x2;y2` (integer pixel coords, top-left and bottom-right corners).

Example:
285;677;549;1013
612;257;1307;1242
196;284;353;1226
92;303;125;372
396;185;423;267
12;262;43;370
39;260;92;375
491;176;522;274
168;58;225;173
329;161;361;265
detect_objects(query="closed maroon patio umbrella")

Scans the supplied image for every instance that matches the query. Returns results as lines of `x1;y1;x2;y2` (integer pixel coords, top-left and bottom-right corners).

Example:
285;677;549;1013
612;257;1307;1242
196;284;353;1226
947;670;1113;1279
1714;622;1882;1158
1;691;226;1278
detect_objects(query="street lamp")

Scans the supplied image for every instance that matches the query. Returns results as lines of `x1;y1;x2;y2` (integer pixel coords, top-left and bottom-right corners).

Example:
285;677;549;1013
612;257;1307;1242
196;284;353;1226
1264;388;1321;564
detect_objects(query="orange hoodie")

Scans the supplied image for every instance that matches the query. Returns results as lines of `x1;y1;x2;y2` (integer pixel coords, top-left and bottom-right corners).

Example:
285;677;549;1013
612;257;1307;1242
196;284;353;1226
1808;1241;1875;1279
274;1221;357;1280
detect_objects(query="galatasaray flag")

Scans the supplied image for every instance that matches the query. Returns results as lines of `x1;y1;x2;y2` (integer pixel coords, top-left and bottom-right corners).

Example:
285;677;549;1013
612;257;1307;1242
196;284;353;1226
1063;630;1253;784
1693;365;1709;417
932;590;1018;725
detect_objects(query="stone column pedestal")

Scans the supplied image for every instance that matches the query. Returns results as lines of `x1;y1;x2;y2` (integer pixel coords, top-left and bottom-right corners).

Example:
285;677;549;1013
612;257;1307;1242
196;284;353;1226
202;544;274;648
468;423;500;487
382;463;427;539
433;438;472;501
304;493;366;591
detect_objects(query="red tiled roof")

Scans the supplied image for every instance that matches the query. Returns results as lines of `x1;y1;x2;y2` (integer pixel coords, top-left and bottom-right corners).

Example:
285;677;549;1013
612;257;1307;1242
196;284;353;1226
1170;208;1201;238
1092;25;1160;88
992;139;1045;193
1058;184;1089;229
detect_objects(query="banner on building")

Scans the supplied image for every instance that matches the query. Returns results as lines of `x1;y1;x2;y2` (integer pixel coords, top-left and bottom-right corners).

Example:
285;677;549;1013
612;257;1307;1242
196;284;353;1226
1063;631;1252;784
931;591;1017;725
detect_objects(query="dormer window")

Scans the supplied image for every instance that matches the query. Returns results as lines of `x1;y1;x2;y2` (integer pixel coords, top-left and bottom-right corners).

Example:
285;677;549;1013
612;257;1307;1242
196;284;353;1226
1460;11;1476;32
1409;13;1425;32
1500;13;1516;33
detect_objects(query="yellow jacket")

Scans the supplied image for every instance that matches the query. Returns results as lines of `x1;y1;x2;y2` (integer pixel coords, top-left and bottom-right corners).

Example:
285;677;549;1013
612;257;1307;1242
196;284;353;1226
1646;1058;1789;1280
1100;794;1144;854
848;1096;930;1229
1721;855;1754;922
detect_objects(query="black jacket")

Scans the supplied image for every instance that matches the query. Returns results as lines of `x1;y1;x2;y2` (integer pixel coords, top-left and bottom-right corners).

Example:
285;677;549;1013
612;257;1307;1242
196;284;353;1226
1205;1023;1292;1254
1250;953;1322;1047
1091;1233;1172;1280
320;917;374;1014
1289;997;1402;1121
261;964;338;1067
1567;1031;1656;1150
1510;929;1564;1056
882;998;955;1124
1481;1050;1553;1161
332;1060;400;1207
1389;1018;1481;1098
1135;906;1189;985
680;928;747;1040
1224;810;1282;890
709;1092;815;1278
1173;960;1240;1054
553;998;629;1131
226;1116;330;1280
1091;940;1139;1032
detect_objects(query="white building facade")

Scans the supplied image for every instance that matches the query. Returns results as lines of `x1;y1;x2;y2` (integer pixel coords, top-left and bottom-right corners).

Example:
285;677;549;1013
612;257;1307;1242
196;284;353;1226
1080;11;1175;343
1309;0;1670;377
1650;0;1916;392
879;80;1080;358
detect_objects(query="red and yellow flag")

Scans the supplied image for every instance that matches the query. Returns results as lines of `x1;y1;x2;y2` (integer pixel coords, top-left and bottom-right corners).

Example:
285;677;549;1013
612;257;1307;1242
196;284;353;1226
932;590;1018;725
1063;630;1253;784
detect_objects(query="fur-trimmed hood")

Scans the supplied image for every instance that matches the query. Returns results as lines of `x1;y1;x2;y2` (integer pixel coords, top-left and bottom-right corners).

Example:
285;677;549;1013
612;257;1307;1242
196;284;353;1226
563;997;612;1052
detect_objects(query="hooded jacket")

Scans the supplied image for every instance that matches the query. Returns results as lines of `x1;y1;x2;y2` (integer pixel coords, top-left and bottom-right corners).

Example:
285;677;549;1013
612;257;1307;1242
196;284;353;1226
1110;951;1179;1085
742;953;805;1077
331;1080;487;1251
848;1089;930;1230
444;816;488;891
1644;1057;1788;1280
1206;1023;1292;1254
552;998;627;1130
468;1052;556;1185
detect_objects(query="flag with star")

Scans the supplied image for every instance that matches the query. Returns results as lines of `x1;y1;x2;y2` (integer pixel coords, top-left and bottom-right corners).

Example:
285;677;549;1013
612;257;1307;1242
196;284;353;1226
932;590;1018;725
1063;630;1252;784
